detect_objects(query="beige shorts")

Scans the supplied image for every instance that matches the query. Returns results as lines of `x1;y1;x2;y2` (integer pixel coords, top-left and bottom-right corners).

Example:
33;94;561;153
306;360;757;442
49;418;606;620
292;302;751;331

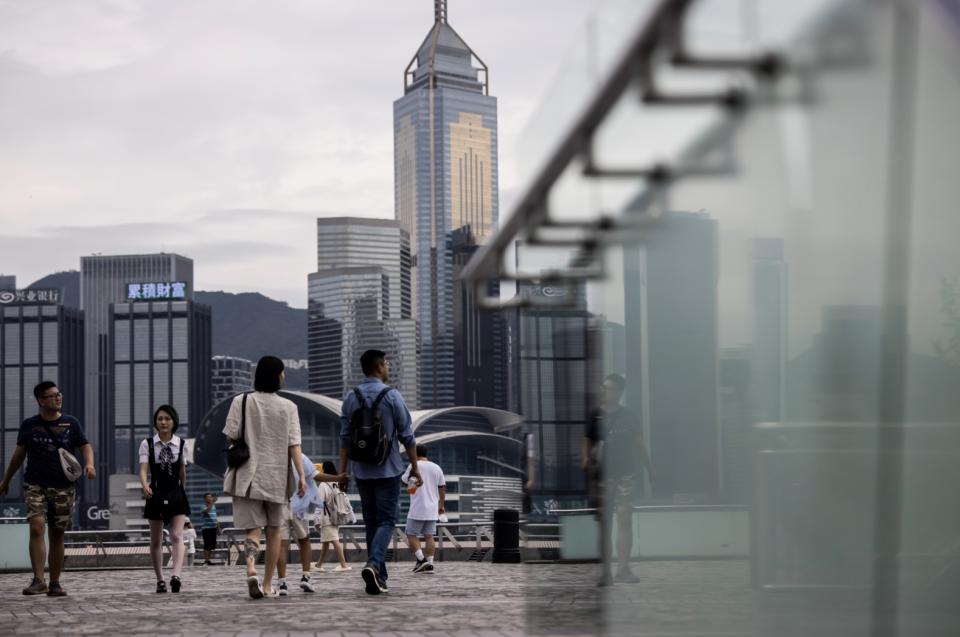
288;515;309;541
232;496;290;529
319;524;340;543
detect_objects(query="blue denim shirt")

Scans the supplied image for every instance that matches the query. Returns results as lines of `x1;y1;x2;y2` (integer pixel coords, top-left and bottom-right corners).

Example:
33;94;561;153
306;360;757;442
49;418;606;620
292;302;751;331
340;377;415;480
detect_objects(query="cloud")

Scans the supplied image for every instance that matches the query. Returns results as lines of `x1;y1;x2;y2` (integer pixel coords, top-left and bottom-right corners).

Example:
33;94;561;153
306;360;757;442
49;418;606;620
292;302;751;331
0;0;157;76
197;209;327;223
0;0;597;306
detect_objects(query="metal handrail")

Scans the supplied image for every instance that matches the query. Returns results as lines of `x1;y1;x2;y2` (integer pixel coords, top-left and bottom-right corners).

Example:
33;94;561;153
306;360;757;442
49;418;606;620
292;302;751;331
553;504;749;515
63;528;172;568
218;519;524;563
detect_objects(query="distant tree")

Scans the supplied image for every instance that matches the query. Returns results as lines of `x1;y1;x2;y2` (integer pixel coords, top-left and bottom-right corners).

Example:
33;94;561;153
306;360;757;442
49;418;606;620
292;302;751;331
933;275;960;365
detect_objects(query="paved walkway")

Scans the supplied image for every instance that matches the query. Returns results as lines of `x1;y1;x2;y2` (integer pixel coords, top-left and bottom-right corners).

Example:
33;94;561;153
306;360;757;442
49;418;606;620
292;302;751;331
0;561;956;636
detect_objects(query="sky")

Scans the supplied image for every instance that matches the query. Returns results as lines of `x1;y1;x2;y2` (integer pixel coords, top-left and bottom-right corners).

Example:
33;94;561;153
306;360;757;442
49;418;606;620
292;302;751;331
2;0;957;357
0;0;598;307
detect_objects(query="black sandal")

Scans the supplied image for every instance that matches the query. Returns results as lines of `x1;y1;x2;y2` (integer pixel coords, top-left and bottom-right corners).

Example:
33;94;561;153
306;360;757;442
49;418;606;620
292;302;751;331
170;575;181;593
156;580;167;593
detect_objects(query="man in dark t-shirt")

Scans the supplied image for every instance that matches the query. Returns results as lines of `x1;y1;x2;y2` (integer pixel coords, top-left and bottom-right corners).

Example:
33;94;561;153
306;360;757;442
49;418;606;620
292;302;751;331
582;374;655;585
0;381;96;597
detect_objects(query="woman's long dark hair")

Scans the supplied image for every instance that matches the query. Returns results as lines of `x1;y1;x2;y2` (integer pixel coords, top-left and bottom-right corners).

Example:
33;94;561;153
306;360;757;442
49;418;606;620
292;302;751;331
254;356;285;393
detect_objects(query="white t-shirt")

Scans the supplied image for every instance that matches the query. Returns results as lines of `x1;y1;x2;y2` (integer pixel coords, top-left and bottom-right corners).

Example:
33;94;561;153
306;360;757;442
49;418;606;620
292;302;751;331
183;527;197;554
402;459;445;521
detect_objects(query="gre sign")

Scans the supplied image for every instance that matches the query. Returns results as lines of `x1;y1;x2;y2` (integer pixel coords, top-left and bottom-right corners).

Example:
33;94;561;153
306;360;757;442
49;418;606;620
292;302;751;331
126;281;187;301
86;505;111;521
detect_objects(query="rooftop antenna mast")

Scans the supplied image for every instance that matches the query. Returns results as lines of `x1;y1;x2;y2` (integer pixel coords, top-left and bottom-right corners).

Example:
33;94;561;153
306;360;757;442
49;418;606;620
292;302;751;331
435;0;447;23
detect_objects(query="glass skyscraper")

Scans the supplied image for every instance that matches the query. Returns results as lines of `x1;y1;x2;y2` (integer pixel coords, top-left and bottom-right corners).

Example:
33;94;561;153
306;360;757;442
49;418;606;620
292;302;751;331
81;253;193;499
0;296;83;506
110;300;211;475
624;212;720;502
513;282;598;516
394;2;498;408
309;218;418;403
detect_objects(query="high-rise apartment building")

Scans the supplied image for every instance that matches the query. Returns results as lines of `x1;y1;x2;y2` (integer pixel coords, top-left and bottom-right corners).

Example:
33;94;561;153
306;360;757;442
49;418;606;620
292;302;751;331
394;1;498;408
211;355;253;404
0;289;83;505
81;254;193;498
309;219;418;403
624;212;720;502
110;300;211;474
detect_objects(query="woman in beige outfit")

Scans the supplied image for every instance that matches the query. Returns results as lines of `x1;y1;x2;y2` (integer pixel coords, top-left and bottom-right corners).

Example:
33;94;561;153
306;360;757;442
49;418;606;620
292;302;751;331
223;356;307;599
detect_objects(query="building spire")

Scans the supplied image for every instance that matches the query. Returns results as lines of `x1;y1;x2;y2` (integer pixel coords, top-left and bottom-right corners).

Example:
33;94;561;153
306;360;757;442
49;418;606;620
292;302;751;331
434;0;447;24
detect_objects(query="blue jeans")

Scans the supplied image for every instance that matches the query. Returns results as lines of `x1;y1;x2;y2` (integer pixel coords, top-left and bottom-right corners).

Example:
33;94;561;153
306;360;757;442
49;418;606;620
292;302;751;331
356;475;401;581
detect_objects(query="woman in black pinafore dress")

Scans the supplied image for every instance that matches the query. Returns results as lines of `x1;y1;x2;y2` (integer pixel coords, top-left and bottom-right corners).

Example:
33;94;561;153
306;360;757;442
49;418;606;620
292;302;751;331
139;404;191;593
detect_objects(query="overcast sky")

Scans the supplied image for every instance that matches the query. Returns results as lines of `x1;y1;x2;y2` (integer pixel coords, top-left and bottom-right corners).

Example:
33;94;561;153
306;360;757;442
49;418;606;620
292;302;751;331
0;0;598;307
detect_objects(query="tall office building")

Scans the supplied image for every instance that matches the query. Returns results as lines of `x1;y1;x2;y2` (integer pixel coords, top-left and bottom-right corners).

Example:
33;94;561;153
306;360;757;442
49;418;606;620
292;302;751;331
317;218;412;321
624;212;720;502
81;254;193;499
394;0;498;408
512;283;598;513
0;287;83;507
309;219;418;403
0;276;15;291
211;355;253;403
450;227;507;410
719;346;752;505
752;238;787;423
110;300;211;474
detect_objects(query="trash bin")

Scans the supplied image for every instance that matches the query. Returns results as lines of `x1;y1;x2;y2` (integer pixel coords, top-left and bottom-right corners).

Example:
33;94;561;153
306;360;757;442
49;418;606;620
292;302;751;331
492;509;521;563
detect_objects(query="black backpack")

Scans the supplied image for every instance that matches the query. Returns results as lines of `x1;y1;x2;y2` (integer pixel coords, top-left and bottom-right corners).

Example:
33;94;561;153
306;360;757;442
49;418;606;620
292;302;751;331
347;387;393;465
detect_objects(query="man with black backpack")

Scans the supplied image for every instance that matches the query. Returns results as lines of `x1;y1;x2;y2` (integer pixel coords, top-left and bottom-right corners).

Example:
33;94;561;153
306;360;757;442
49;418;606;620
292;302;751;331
339;349;421;595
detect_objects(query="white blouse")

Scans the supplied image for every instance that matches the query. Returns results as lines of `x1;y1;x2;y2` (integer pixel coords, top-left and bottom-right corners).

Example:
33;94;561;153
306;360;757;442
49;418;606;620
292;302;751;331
138;434;189;466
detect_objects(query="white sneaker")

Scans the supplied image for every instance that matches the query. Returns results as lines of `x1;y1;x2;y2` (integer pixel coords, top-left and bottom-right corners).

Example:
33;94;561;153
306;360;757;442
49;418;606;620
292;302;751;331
333;565;352;572
278;579;288;596
300;574;315;593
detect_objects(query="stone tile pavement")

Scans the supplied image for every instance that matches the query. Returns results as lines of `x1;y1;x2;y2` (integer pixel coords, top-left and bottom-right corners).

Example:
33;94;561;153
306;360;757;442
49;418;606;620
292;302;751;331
0;560;957;636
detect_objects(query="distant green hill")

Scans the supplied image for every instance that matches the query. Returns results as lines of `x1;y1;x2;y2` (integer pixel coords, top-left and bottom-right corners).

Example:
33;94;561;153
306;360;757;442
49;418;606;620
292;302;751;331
194;291;308;390
21;275;309;389
28;270;80;308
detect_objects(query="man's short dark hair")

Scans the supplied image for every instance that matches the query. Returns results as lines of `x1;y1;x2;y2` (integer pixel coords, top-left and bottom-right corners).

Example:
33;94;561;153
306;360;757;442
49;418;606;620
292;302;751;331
203;492;213;499
33;381;58;401
416;444;428;458
604;373;626;392
254;355;285;392
321;460;337;475
360;349;386;376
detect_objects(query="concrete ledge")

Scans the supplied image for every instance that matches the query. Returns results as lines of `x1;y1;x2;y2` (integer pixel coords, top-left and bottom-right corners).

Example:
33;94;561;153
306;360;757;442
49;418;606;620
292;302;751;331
560;506;750;561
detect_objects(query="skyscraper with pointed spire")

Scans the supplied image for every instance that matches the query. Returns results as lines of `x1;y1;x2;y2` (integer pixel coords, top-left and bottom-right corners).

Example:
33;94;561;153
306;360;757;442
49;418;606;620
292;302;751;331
394;1;499;408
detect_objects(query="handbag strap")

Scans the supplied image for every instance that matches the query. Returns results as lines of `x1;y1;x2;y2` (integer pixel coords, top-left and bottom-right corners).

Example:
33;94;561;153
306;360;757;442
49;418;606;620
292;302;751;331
237;392;249;442
41;421;66;450
145;437;156;483
176;437;186;472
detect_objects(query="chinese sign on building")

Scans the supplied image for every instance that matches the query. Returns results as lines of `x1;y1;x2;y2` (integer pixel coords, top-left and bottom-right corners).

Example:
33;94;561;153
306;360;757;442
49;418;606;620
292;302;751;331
0;289;61;305
126;282;188;301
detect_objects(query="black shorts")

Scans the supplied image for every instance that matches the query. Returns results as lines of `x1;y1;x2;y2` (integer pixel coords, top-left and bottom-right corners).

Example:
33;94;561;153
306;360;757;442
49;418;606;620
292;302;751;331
143;488;191;524
202;527;218;551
